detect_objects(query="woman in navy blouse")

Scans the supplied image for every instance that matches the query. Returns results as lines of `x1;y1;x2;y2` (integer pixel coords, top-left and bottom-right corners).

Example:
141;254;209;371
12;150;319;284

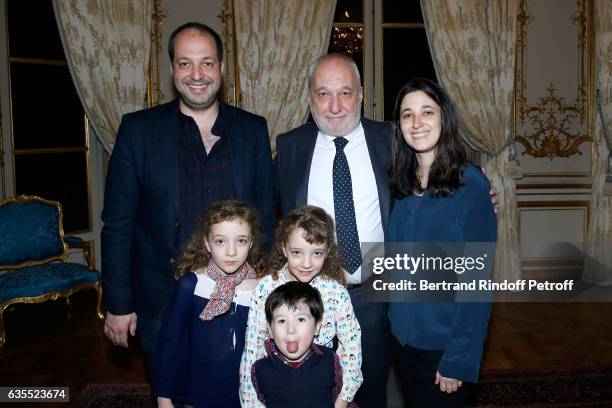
387;78;497;407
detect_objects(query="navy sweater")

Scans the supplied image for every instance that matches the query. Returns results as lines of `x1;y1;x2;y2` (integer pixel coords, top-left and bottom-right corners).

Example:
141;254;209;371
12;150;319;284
252;344;337;408
388;163;497;383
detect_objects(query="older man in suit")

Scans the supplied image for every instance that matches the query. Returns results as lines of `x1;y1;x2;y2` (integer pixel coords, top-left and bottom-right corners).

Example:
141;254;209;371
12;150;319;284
275;53;391;408
101;22;274;377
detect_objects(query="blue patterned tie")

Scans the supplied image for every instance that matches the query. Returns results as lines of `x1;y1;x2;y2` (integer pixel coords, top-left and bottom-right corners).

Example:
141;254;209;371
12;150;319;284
333;137;362;274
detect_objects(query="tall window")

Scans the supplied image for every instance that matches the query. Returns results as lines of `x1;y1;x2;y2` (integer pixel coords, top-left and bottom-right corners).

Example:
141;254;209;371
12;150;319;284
6;0;90;232
329;0;437;121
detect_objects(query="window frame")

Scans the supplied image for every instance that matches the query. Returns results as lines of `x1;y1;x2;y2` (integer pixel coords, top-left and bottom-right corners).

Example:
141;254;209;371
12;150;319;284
2;0;92;233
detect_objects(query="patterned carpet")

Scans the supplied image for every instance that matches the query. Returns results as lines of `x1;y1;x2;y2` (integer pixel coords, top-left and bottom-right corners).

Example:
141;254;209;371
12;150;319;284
72;366;612;407
72;383;153;407
470;366;612;407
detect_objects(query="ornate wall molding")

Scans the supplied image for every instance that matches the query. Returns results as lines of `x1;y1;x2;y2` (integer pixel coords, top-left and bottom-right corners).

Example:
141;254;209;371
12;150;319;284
515;0;533;127
218;0;237;106
517;84;591;158
149;0;166;107
515;0;592;159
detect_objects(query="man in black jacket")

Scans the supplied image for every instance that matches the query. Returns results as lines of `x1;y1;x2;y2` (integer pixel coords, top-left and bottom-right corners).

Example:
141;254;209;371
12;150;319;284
101;23;274;376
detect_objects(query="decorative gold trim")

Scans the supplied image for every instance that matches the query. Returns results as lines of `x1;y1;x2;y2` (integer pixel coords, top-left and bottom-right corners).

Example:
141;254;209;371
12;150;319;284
521;172;591;177
0;195;69;270
67;238;96;270
516;183;592;189
518;192;593;196
521;257;584;264
516;85;591;159
573;0;588;119
380;23;423;28
84;115;92;233
0;282;103;346
520;257;584;281
371;0;381;120
515;0;592;159
363;0;373;119
7;55;15;193
218;0;237;106
517;200;591;207
13;146;88;155
334;22;366;28
97;283;104;319
150;0;166;107
7;57;67;66
517;202;589;243
515;0;532;126
83;240;95;270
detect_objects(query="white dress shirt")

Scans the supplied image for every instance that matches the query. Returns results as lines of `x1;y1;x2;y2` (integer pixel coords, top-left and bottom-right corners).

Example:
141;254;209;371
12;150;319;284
307;122;384;284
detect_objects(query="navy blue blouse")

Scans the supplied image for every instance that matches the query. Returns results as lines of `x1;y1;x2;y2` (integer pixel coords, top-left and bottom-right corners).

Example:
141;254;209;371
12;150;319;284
388;163;497;383
155;272;252;407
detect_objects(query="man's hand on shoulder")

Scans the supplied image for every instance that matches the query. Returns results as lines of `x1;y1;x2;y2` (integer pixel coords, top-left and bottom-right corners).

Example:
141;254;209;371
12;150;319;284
157;397;174;408
480;166;499;213
489;186;499;213
104;311;137;348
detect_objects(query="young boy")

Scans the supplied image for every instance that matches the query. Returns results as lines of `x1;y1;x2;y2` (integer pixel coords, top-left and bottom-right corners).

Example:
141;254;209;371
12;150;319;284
251;281;351;408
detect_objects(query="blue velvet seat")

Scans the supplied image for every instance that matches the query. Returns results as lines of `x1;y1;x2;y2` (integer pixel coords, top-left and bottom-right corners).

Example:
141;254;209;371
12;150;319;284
0;195;103;346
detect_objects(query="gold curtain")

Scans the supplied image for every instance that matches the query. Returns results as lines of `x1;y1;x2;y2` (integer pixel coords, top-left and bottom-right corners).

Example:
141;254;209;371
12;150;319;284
233;0;337;150
52;0;152;153
583;0;612;284
420;0;521;281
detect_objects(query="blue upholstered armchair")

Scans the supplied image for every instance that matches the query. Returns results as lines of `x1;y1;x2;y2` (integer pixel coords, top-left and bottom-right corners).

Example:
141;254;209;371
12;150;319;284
0;195;103;346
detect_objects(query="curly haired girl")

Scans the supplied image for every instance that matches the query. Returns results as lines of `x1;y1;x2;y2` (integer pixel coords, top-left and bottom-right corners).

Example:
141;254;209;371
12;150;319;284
156;199;264;408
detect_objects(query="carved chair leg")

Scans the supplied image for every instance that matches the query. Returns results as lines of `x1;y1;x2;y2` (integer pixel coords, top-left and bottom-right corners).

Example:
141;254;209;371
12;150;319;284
66;296;72;319
96;283;104;320
0;305;6;347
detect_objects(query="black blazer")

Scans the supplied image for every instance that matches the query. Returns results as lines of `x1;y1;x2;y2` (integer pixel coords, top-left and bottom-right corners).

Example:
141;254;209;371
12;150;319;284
275;118;392;238
101;100;274;318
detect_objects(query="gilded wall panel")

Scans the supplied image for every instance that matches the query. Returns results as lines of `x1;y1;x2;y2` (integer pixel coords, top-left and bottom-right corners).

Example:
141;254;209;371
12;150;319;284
218;0;237;106
518;202;590;278
515;0;593;176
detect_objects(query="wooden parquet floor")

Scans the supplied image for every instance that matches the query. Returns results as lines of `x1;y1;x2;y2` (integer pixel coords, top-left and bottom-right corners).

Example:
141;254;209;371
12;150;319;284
481;302;612;371
1;290;612;406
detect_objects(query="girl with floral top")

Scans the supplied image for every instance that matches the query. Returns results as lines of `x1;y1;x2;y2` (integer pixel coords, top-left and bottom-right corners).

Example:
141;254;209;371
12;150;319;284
155;200;264;408
240;206;363;408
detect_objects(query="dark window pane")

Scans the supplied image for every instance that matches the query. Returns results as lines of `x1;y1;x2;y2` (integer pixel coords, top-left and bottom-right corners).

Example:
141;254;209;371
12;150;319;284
328;26;365;116
14;152;90;232
383;28;437;121
334;0;363;23
6;0;65;60
328;26;364;79
383;0;423;23
10;63;85;149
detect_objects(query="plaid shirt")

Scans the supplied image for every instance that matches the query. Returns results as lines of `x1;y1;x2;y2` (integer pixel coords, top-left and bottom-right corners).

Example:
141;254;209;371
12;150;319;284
177;103;235;246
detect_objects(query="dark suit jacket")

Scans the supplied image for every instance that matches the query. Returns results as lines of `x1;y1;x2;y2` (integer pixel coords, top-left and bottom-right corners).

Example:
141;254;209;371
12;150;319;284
275;118;392;238
101;100;274;318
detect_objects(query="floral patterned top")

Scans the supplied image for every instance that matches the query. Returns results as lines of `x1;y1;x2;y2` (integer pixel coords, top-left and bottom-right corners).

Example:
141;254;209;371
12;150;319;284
239;266;363;407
